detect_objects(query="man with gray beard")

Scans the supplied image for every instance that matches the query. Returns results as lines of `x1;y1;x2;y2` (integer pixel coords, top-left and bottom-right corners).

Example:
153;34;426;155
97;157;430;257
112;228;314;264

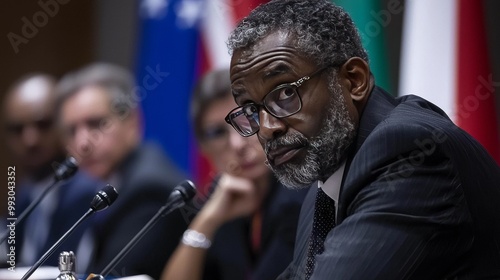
223;0;500;279
263;76;354;189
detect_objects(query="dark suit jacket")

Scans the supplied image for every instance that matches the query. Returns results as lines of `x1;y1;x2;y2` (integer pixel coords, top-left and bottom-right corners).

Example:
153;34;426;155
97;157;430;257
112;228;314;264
203;176;308;280
279;86;500;279
87;143;188;279
15;171;98;267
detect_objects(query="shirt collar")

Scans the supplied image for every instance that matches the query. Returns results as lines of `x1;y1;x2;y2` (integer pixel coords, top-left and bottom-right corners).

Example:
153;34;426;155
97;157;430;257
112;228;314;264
318;160;346;217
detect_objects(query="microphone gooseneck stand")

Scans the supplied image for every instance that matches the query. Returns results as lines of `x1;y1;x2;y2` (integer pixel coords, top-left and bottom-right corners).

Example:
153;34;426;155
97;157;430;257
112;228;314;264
0;157;79;245
21;208;95;280
20;184;119;280
90;180;196;279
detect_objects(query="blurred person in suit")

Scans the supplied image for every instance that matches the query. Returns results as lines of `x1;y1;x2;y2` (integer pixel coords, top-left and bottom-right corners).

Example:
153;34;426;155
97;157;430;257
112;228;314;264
56;63;188;279
224;0;500;278
2;74;97;267
162;68;307;280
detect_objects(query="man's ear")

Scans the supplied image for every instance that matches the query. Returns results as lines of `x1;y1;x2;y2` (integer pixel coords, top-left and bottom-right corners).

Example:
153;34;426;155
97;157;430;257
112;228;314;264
338;57;372;102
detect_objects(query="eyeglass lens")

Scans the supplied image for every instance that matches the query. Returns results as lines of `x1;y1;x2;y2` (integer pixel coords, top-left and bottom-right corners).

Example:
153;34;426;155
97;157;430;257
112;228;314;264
230;85;301;136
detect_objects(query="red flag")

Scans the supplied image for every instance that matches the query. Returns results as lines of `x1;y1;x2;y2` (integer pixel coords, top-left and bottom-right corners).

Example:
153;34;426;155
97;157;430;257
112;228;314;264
456;0;500;163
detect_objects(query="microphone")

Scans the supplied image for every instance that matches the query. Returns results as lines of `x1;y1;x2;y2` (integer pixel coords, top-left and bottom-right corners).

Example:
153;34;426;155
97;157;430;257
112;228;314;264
0;157;79;244
90;185;119;211
20;185;119;280
54;156;79;181
93;180;196;278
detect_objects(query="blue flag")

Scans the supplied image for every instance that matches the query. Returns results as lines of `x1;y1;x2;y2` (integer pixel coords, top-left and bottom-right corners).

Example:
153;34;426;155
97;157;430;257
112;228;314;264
135;0;204;176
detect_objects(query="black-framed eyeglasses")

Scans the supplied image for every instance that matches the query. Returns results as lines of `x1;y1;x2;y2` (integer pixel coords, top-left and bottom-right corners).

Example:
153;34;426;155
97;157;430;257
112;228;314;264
225;66;331;137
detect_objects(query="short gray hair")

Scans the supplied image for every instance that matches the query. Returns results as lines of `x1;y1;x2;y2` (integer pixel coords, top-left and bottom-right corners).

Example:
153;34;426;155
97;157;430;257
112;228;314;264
56;63;137;117
227;0;368;68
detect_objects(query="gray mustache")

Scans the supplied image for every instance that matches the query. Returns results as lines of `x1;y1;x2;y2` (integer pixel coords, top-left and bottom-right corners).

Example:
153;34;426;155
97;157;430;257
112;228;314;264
264;133;309;155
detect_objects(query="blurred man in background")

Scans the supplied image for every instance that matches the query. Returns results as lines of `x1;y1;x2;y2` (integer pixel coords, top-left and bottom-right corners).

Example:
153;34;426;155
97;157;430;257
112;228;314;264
2;74;96;267
56;63;188;279
4;75;63;181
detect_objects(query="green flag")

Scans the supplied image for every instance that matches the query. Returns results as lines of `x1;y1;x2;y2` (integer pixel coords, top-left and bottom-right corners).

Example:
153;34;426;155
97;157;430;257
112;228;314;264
333;0;393;93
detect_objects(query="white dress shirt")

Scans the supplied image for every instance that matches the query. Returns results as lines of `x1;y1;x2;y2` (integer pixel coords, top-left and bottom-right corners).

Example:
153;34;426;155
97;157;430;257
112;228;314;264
318;161;346;221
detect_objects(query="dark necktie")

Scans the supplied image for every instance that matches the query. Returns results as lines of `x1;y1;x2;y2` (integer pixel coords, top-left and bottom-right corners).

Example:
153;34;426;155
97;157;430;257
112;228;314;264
305;187;336;279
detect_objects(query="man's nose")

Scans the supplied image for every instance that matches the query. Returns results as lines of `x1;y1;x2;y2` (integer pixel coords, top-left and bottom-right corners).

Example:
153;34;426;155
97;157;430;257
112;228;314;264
257;109;286;141
74;128;93;156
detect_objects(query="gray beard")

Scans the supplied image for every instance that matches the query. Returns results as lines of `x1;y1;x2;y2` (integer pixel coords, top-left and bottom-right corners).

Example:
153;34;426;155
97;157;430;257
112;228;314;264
267;77;357;190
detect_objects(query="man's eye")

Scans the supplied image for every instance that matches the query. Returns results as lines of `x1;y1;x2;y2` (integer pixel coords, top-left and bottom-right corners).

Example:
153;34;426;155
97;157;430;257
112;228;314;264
87;117;109;130
88;119;102;129
5;123;23;135
277;87;296;100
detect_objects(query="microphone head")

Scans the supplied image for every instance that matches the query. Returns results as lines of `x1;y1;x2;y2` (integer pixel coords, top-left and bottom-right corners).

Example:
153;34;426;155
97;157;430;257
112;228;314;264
90;184;119;212
54;157;79;181
86;274;106;280
175;180;196;202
